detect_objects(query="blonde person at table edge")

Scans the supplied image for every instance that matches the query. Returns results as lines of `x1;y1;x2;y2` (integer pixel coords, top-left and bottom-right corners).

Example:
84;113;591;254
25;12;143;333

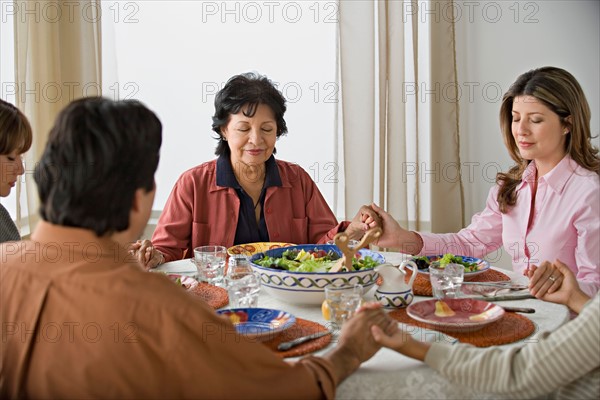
131;72;381;269
371;261;600;399
0;99;32;243
372;67;600;298
1;97;397;399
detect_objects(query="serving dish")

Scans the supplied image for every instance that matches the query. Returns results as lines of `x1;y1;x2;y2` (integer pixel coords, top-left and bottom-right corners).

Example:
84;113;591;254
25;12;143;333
249;244;385;305
227;242;296;257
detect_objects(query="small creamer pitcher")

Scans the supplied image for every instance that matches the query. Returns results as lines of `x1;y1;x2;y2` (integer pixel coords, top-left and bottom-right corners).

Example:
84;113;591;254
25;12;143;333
374;261;418;308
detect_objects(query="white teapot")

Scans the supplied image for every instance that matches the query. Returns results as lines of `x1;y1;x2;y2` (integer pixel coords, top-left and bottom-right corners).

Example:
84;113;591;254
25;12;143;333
374;261;418;308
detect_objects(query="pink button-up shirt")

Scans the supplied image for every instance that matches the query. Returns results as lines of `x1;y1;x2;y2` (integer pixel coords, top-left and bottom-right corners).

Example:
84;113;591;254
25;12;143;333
419;156;600;296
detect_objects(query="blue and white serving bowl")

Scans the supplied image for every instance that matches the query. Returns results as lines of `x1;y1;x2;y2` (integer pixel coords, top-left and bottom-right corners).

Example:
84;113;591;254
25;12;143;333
249;244;385;305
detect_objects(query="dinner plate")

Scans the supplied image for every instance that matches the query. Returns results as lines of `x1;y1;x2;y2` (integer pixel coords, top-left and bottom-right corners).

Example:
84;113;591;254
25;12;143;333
217;308;296;342
227;242;296;257
413;255;490;278
407;298;505;332
166;274;229;309
166;274;199;291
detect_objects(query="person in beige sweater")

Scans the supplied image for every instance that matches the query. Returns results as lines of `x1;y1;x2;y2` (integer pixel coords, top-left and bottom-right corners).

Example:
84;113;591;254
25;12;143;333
371;260;600;399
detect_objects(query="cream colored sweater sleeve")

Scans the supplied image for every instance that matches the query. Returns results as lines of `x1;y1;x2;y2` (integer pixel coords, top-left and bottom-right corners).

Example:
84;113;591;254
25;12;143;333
425;295;600;399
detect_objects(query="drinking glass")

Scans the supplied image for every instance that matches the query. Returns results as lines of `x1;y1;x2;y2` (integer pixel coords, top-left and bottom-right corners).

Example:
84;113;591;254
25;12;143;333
324;284;363;329
193;245;227;286
225;271;261;308
429;262;465;299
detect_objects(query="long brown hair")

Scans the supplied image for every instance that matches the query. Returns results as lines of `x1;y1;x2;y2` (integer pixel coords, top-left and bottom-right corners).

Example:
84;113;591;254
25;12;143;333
0;99;32;155
496;67;599;213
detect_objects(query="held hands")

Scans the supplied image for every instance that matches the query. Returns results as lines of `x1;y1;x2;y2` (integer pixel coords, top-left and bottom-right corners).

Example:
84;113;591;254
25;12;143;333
345;205;383;240
337;302;397;364
527;259;590;313
369;204;423;254
129;239;164;270
370;324;431;362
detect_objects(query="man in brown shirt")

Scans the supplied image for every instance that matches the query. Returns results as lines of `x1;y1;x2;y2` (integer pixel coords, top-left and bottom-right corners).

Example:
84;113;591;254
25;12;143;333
0;98;393;399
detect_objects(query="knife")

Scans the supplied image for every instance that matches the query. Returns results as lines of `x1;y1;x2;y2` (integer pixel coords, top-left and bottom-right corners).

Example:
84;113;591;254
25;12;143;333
500;306;536;313
462;282;528;290
471;293;535;301
277;331;332;351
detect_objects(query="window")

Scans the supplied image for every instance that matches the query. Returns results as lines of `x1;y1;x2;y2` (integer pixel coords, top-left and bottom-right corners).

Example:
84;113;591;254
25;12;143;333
102;0;340;213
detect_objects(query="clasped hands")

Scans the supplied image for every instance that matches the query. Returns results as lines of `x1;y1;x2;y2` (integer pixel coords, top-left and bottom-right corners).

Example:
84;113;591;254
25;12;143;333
129;239;164;270
526;259;572;301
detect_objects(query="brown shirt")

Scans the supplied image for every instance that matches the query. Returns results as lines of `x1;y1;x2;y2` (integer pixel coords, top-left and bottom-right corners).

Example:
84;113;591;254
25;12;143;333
1;222;336;399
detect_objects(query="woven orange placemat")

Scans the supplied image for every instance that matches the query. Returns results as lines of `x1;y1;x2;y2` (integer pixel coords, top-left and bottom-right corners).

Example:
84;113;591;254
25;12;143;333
262;318;332;358
389;308;535;347
189;283;229;309
377;269;512;297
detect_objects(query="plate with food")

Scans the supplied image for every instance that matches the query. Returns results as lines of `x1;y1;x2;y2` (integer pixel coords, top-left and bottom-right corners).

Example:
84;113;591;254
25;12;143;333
165;274;228;309
166;274;199;291
407;298;505;332
248;244;384;304
412;254;490;278
217;308;296;342
252;245;382;273
227;242;296;257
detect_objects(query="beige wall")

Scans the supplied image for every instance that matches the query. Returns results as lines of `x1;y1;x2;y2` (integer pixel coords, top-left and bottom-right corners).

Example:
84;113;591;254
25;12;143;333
455;0;600;269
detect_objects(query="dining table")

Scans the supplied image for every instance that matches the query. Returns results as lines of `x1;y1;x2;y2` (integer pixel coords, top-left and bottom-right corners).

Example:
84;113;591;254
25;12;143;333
157;251;570;400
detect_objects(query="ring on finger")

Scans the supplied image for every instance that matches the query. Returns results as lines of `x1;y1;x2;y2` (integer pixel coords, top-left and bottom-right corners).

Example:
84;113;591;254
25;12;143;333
548;275;557;282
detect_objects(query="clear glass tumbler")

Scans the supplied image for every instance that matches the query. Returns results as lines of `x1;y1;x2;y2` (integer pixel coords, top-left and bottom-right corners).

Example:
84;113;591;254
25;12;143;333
429;262;464;299
193;245;227;286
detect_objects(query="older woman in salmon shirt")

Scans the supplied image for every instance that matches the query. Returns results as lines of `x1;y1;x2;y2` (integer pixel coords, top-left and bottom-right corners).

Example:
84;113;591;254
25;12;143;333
371;67;599;297
133;72;380;268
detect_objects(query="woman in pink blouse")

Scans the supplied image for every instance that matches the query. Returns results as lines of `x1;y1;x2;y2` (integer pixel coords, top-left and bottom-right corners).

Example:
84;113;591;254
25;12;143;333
373;67;599;296
133;73;381;267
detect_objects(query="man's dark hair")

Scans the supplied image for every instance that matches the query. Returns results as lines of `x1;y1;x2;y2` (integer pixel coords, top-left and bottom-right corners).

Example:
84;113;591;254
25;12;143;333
212;72;288;156
34;97;162;236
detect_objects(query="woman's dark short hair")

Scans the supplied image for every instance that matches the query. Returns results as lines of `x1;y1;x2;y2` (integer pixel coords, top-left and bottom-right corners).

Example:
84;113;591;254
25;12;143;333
211;72;288;156
34;97;162;236
0;99;32;155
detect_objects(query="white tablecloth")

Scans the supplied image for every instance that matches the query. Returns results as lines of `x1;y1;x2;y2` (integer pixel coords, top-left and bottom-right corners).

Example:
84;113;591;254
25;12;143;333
157;252;569;400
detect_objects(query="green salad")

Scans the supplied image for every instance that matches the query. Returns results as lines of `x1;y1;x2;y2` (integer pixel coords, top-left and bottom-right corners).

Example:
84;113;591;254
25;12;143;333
254;248;379;273
413;253;481;272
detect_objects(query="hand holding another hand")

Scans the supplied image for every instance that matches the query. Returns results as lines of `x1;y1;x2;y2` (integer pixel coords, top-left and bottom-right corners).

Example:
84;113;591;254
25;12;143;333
326;302;397;383
528;259;590;313
129;239;164;270
345;205;383;240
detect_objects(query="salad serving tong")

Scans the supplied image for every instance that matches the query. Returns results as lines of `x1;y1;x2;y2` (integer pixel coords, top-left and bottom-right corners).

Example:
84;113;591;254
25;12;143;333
330;227;382;273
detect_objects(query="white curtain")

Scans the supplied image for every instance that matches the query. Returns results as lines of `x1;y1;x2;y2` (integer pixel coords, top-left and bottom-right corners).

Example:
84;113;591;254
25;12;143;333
338;0;465;235
13;0;102;233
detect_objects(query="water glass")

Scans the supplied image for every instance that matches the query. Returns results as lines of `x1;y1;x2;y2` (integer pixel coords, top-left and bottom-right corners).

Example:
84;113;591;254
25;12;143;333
194;245;227;286
226;254;252;277
429;262;465;299
225;271;261;308
324;284;363;329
